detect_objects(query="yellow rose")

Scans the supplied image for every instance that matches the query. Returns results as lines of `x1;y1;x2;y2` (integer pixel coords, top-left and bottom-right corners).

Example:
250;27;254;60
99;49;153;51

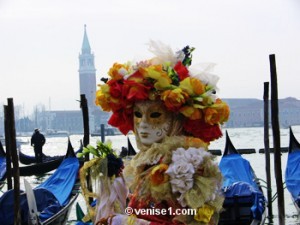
95;89;111;111
142;65;172;90
194;204;215;223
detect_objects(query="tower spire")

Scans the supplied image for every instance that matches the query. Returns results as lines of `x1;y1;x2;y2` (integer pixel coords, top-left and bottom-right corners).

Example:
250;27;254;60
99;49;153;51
79;24;96;113
82;24;91;54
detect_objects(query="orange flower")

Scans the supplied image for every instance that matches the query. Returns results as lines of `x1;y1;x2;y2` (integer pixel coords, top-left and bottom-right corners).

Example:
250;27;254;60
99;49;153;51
108;63;130;80
161;88;189;111
150;164;169;186
204;108;220;125
179;77;205;96
185;137;208;149
213;99;230;123
180;106;202;120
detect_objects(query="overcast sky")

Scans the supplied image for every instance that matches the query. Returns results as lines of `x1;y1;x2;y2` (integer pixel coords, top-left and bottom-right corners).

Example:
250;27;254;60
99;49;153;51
1;0;299;115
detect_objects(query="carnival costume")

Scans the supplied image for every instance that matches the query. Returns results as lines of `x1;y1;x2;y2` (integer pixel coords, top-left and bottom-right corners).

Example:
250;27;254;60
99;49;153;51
80;41;230;225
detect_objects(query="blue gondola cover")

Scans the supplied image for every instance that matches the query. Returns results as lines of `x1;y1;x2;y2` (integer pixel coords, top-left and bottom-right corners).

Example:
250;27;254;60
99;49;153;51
285;150;300;207
219;154;266;220
0;189;59;224
38;157;79;206
0;156;6;180
0;156;79;225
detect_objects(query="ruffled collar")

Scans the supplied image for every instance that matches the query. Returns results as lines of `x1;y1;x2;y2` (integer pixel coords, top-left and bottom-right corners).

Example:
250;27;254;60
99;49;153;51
126;135;208;174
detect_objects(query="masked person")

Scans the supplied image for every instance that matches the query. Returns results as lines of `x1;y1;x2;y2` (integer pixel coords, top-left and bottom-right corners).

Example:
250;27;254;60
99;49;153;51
83;41;230;225
31;128;46;163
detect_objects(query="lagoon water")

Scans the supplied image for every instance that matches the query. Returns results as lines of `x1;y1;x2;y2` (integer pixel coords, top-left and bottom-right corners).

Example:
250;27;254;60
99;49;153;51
17;126;300;225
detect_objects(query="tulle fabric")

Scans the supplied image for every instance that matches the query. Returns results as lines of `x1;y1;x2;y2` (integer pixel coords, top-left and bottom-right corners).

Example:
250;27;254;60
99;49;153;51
95;176;128;222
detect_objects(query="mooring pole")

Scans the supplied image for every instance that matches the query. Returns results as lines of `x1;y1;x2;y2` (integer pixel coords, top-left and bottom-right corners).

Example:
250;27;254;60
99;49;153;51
80;94;90;150
263;82;273;221
269;54;285;225
4;105;13;190
80;94;92;204
100;124;105;143
6;98;21;225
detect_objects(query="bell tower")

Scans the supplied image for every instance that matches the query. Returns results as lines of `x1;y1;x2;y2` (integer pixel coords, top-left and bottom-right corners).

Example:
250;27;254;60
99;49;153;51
78;24;97;112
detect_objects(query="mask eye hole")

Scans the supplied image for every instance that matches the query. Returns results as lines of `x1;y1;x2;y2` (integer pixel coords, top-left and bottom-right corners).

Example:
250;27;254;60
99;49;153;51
134;111;142;118
150;112;161;118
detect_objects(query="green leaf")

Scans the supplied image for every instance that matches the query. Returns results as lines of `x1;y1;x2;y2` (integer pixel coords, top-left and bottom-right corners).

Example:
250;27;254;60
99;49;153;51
76;152;84;158
82;147;90;154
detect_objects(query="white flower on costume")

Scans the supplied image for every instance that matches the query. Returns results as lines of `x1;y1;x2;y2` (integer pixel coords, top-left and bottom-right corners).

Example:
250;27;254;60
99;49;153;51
166;159;194;193
171;147;209;169
166;147;210;207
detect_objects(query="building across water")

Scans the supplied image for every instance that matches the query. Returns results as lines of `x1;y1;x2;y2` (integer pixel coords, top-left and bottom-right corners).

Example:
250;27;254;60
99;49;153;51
224;97;300;128
12;25;111;135
1;27;300;135
10;96;300;135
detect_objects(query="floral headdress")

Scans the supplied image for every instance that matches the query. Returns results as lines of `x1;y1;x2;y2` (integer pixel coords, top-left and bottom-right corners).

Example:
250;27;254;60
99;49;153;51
95;41;230;143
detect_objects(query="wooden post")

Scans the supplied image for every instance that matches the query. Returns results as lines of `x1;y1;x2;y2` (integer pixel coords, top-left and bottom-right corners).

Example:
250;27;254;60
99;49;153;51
263;82;273;221
80;94;90;150
5;98;21;225
80;94;92;203
269;54;285;225
101;124;105;143
4;105;13;190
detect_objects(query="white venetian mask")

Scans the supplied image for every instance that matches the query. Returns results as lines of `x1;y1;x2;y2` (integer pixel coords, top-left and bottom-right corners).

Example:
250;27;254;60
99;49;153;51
133;101;172;146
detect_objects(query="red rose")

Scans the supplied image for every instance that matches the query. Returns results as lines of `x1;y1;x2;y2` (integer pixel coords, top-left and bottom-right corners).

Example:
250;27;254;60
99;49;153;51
108;79;123;99
108;109;134;135
174;61;189;81
183;118;222;142
123;80;150;101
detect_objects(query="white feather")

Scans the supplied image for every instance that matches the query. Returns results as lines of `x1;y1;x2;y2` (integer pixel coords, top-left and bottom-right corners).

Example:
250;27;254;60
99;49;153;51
147;40;178;66
189;63;220;88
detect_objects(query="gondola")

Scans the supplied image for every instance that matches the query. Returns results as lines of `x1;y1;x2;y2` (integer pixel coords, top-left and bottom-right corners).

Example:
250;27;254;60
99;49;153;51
18;142;83;176
218;131;266;225
0;141;6;190
0;140;64;177
119;137;137;158
18;148;63;165
285;127;300;215
0;139;80;225
19;156;64;176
